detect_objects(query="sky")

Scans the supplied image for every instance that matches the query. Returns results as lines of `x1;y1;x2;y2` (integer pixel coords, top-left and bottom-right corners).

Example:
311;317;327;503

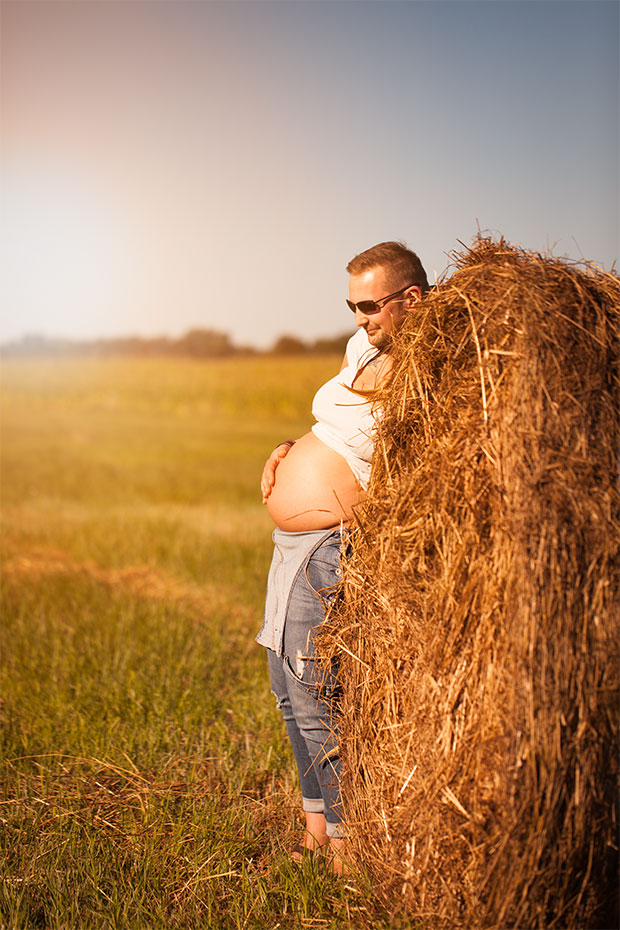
1;0;618;349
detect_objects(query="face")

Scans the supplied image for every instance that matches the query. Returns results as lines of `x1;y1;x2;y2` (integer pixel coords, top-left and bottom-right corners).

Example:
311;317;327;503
348;265;420;351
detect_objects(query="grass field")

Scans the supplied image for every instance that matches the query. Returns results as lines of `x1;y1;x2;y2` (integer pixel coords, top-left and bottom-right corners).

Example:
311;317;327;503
0;355;404;930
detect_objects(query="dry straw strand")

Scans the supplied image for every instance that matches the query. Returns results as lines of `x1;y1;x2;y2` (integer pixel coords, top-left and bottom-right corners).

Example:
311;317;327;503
320;236;619;930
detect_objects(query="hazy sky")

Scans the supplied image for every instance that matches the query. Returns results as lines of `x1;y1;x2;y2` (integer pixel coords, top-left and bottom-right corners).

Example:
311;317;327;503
2;0;618;348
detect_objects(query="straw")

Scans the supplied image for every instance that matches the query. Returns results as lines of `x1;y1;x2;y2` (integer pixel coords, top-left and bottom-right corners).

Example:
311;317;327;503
320;237;619;929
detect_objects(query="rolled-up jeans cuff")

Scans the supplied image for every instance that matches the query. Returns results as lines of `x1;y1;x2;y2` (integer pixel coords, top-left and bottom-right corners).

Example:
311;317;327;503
325;820;345;839
302;796;325;814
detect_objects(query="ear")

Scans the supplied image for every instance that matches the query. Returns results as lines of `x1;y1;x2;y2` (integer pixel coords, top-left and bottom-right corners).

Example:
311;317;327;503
404;285;422;309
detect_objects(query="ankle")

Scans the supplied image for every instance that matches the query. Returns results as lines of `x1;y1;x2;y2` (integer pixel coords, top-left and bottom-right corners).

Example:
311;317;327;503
327;836;347;876
304;827;328;849
303;811;328;849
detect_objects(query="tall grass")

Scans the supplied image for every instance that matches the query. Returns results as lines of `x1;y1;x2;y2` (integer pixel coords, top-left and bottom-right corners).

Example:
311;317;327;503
1;356;404;929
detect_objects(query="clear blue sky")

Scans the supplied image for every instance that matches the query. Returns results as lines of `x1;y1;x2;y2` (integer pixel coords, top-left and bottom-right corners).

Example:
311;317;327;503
2;0;618;348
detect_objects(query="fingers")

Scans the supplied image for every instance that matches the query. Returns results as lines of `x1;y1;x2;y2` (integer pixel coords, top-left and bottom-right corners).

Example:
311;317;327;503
261;463;276;502
260;442;294;503
261;452;279;502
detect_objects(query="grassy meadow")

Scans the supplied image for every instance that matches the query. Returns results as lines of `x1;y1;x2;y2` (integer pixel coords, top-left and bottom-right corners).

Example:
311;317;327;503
0;355;401;930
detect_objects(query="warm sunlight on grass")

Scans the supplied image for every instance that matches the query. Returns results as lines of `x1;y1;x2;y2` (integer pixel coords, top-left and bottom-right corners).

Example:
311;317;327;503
0;355;402;930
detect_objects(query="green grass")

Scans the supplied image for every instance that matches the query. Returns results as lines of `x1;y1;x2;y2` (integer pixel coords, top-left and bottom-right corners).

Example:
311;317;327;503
0;356;404;929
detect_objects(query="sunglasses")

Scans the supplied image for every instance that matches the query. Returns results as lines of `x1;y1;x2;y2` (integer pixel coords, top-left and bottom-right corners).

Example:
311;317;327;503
346;282;417;315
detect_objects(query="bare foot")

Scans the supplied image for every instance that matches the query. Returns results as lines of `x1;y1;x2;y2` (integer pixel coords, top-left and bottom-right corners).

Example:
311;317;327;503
291;811;329;862
327;836;349;876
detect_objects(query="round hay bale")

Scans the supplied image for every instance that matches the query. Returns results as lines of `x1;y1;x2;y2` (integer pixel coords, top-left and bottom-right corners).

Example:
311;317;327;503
322;237;619;929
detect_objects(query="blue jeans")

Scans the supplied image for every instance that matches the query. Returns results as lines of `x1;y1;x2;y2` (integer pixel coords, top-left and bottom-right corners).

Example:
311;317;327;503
266;530;344;838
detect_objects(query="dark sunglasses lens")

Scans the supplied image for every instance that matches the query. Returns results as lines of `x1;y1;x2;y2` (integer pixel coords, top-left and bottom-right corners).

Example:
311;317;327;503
358;301;379;314
346;300;379;314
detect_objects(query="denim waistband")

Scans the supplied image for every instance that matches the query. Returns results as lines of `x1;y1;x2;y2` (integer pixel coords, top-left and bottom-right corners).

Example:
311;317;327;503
256;526;342;656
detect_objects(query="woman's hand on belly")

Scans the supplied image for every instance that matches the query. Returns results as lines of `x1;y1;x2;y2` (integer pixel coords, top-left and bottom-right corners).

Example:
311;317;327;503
261;440;296;503
266;431;364;531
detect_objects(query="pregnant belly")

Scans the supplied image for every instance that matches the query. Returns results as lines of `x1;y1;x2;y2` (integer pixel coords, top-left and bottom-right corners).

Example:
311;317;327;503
266;432;364;531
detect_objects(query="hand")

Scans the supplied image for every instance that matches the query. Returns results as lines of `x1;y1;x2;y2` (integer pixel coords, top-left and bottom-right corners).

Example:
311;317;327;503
261;441;294;503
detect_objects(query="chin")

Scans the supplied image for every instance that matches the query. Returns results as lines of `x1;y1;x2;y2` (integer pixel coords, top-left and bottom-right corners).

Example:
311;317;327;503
367;332;390;350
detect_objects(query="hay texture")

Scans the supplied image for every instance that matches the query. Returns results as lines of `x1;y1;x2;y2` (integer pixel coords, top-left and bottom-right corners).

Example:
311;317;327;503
324;238;619;929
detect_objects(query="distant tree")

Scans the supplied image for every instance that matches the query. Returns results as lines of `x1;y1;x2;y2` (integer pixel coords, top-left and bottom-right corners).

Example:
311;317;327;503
175;329;234;358
234;344;260;357
271;335;308;355
310;333;351;355
143;336;174;357
0;327;354;359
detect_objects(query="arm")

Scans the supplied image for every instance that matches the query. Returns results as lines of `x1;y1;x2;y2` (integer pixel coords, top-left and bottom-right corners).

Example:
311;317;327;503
261;440;295;503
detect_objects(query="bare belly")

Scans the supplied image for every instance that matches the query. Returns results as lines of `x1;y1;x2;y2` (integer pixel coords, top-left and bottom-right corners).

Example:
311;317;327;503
266;431;364;531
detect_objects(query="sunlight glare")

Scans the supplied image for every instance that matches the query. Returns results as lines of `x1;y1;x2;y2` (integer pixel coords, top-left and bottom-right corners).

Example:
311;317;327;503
2;163;135;339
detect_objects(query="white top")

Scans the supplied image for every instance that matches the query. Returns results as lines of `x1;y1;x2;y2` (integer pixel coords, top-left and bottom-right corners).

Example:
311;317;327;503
311;328;378;490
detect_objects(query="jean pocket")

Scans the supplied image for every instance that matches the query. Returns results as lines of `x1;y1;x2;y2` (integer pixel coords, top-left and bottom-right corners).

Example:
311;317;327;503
283;652;341;703
305;552;342;601
283;652;320;695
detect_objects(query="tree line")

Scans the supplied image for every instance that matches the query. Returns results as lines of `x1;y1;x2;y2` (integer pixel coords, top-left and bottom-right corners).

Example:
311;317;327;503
0;329;351;359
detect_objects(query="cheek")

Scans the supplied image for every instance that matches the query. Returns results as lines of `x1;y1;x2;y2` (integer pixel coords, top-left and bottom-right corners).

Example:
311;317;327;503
377;310;395;332
388;306;408;331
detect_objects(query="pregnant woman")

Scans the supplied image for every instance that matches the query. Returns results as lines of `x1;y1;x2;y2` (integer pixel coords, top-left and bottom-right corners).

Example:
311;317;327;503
257;241;429;872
